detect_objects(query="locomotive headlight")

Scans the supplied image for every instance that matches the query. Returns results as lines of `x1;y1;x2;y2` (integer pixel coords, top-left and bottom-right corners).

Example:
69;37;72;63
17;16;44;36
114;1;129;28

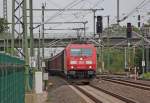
89;66;92;69
71;66;74;69
80;58;83;60
86;61;92;64
70;61;77;64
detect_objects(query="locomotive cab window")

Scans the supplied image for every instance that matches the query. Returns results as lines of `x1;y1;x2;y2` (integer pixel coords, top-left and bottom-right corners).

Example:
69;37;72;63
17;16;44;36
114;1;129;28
70;48;92;56
82;48;92;56
70;49;81;56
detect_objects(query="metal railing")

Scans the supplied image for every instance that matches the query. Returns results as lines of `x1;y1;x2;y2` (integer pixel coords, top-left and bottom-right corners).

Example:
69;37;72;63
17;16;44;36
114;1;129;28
0;53;25;103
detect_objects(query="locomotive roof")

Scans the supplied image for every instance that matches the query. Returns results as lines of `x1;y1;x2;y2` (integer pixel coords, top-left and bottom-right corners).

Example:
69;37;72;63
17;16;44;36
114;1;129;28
67;43;94;48
71;40;91;44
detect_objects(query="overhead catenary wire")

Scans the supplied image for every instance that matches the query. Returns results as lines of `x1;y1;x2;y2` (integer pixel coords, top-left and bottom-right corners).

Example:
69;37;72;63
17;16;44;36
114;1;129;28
110;40;127;48
46;0;74;23
50;0;104;32
41;0;91;37
33;0;85;29
36;0;87;51
47;0;62;8
133;31;150;44
119;0;150;22
110;0;150;24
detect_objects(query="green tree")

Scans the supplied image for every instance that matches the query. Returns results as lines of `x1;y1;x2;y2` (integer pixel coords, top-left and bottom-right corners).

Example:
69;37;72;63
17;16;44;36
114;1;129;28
0;18;9;33
103;48;125;73
134;48;142;73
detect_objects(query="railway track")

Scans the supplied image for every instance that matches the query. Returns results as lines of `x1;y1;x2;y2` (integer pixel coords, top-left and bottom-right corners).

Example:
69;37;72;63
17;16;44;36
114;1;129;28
73;85;138;103
111;78;150;87
60;76;139;103
73;85;102;103
101;77;150;91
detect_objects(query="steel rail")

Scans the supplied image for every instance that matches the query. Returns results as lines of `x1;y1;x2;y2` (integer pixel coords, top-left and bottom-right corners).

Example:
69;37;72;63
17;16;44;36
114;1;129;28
107;78;150;87
102;78;150;91
73;85;102;103
90;84;138;103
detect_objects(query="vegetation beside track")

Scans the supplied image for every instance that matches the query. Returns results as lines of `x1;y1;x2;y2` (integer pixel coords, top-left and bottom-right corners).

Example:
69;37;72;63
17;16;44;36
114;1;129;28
97;48;143;73
141;72;150;79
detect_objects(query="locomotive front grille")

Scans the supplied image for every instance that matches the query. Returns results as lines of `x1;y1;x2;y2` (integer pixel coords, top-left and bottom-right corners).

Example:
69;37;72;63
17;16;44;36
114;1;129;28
68;70;95;78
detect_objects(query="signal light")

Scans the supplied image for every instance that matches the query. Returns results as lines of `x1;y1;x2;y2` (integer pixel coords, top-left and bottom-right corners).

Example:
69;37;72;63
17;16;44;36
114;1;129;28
96;16;103;33
97;16;102;22
138;22;140;28
138;15;140;21
126;22;132;38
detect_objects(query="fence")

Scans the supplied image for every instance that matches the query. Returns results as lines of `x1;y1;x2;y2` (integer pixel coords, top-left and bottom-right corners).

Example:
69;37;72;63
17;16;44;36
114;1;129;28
0;53;25;103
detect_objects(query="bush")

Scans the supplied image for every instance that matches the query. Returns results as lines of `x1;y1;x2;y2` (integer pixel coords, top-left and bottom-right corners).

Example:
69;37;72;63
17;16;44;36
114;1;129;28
103;48;125;73
141;72;150;79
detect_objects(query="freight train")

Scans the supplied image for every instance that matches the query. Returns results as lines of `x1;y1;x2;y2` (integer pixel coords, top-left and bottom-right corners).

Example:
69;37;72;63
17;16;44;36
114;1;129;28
45;42;97;80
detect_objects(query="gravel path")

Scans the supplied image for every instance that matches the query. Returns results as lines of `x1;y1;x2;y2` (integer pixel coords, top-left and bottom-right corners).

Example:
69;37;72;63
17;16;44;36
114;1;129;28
92;79;150;103
46;76;87;103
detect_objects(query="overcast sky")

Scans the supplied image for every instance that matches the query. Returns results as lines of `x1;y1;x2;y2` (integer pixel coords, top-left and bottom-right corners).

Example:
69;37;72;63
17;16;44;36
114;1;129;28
0;0;150;34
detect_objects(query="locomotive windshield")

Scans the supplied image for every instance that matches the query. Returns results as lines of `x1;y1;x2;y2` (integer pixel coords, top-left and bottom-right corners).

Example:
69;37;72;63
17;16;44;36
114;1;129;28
71;48;92;56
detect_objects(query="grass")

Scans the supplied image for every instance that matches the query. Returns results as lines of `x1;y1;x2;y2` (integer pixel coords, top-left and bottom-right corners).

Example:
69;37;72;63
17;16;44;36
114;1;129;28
141;72;150;79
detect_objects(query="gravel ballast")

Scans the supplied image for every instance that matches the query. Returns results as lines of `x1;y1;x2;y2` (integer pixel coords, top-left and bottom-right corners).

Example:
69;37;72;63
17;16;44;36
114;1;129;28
47;76;87;103
92;79;150;103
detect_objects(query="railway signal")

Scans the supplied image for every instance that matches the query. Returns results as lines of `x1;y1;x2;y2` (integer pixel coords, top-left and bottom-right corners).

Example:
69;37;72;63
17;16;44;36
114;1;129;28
126;22;132;38
96;16;103;34
138;15;141;28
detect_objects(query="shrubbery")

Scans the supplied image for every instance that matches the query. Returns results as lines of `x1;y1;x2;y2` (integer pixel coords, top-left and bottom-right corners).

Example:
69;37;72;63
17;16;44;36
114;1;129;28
141;72;150;79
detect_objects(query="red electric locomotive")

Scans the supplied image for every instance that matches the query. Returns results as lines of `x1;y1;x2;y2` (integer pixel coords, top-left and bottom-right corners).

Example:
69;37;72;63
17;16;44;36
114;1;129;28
64;43;97;79
45;42;97;80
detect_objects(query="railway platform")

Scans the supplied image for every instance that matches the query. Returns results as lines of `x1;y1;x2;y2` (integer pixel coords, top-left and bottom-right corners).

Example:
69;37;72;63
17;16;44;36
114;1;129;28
25;91;48;103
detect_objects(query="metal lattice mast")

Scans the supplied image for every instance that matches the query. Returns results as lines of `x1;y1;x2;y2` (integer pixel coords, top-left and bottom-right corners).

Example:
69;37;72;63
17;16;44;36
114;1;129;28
12;0;28;57
30;0;34;57
23;0;30;91
3;0;7;53
11;0;15;55
3;0;7;20
12;0;30;91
